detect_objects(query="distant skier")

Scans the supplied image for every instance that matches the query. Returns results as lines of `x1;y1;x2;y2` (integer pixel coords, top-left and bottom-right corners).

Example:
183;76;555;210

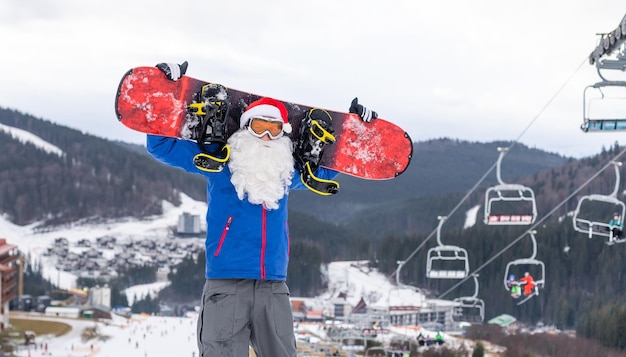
435;331;444;345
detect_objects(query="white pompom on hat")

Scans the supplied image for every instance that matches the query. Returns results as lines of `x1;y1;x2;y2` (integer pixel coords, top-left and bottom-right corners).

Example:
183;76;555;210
239;97;291;134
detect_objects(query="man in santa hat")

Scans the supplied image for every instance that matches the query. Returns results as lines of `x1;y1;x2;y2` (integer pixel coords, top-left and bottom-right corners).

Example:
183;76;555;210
148;62;377;357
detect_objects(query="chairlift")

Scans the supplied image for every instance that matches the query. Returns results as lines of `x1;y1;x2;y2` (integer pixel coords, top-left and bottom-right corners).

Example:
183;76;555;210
582;18;626;132
365;347;390;357
452;274;485;323
338;330;367;352
503;230;545;306
484;148;538;225
426;216;470;279
581;81;626;132
572;161;626;244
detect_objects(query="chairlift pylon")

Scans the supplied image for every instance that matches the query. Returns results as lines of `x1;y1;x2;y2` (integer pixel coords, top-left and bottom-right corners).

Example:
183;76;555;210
582;14;626;132
572;161;626;244
484;148;538;225
503;230;545;306
426;216;470;279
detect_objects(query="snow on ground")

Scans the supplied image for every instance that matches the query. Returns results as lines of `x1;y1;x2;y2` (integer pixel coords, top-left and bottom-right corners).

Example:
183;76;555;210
11;310;476;357
3;193;206;290
318;261;426;308
464;204;481;229
12;311;199;357
124;282;171;306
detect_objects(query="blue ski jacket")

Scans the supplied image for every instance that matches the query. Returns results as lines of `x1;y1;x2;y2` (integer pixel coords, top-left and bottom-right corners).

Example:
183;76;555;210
146;135;338;281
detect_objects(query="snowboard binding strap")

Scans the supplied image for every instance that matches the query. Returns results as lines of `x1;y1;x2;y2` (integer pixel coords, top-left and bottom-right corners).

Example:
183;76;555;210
295;108;339;195
193;145;231;172
309;117;336;144
300;161;339;196
188;83;230;154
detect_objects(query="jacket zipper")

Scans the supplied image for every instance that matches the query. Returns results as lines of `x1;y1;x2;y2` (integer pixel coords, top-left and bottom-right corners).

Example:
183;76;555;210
213;216;232;256
260;207;267;280
286;219;290;257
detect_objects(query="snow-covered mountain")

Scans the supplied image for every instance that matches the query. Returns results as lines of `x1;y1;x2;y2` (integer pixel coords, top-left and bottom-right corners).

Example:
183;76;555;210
0;122;64;157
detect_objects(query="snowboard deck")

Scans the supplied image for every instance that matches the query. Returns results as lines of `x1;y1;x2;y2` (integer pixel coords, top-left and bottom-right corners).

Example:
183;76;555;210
115;66;412;180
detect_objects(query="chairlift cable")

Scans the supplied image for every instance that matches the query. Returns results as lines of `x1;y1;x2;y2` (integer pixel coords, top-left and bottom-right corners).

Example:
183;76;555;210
438;146;626;299
388;57;588;283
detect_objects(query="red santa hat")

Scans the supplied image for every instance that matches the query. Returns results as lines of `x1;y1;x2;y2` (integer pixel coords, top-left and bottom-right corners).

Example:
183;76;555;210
239;97;291;134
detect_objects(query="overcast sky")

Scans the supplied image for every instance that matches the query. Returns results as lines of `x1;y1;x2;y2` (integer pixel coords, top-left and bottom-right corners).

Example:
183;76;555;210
2;1;626;158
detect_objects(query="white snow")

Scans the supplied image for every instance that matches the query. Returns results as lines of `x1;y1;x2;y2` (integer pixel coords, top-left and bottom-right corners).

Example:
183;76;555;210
464;205;481;229
0;122;64;157
316;261;426;309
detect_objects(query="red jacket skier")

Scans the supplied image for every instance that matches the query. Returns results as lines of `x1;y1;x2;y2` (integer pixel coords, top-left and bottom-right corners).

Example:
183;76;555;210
519;272;535;296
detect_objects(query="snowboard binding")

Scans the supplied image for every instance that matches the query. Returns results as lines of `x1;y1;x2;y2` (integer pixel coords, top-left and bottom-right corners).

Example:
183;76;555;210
295;108;339;195
193;146;230;173
188;83;231;171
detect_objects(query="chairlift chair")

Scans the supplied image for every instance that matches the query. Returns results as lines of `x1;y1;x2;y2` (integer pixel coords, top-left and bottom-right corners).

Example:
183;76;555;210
503;231;545;306
426;216;470;279
484;148;538;225
452;274;485;323
572;161;626;244
581;81;626;132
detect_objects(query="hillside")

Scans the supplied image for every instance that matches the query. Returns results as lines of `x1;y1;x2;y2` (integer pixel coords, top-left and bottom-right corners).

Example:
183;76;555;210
0;107;207;226
7;106;626;341
290;138;569;223
0;107;568;228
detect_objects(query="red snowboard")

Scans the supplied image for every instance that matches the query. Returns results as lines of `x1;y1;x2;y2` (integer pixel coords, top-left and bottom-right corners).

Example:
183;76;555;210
115;66;412;180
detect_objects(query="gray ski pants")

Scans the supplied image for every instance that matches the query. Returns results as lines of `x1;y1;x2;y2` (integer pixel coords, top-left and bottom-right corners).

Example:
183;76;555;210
197;279;297;357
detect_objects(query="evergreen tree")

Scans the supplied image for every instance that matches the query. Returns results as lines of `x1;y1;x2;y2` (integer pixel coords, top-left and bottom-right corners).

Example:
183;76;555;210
472;342;485;357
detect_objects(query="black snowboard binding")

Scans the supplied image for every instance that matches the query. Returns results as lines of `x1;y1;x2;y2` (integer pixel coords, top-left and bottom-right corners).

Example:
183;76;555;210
187;83;231;171
294;108;340;195
193;147;230;173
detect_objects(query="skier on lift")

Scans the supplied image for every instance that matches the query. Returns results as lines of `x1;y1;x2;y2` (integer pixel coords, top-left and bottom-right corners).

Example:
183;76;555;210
609;212;624;241
519;272;536;296
507;274;521;298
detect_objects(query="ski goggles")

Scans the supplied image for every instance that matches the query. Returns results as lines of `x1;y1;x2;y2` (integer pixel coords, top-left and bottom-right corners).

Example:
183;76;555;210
247;116;284;139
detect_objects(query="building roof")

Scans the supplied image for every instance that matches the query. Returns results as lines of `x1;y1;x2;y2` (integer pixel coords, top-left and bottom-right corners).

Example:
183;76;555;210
0;243;16;256
351;297;368;314
488;314;517;327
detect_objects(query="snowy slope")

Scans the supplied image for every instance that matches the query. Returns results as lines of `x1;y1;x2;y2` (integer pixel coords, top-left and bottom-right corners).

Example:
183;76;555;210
0;122;64;157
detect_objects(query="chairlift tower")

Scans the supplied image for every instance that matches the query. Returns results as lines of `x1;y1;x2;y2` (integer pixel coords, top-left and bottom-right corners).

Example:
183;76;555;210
581;14;626;132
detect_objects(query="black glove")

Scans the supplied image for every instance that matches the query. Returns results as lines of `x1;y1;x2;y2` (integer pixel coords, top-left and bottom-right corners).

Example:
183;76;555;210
349;97;378;123
156;61;188;81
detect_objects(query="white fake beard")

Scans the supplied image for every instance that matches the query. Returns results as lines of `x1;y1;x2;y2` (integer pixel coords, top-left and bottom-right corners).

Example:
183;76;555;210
227;130;295;210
